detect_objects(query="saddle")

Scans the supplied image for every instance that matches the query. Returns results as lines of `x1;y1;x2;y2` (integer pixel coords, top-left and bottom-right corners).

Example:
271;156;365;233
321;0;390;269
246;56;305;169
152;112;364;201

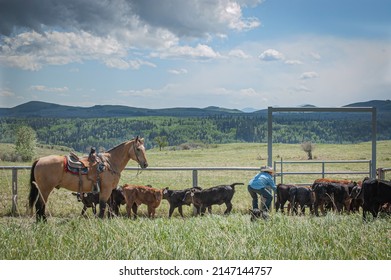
65;147;105;193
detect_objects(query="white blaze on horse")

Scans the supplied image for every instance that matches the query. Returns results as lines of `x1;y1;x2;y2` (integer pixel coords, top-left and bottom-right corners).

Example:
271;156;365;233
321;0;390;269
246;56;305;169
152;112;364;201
29;136;148;221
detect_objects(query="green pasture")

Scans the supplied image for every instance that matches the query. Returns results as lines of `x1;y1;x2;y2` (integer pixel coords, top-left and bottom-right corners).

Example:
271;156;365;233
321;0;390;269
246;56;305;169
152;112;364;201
0;141;390;260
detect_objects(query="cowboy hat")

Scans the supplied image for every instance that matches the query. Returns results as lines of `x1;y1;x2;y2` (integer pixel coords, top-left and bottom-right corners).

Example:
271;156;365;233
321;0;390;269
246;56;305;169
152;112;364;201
260;166;275;174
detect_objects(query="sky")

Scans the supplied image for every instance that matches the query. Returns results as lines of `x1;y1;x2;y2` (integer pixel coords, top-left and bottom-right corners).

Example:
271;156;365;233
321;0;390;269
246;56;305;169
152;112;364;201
0;0;390;110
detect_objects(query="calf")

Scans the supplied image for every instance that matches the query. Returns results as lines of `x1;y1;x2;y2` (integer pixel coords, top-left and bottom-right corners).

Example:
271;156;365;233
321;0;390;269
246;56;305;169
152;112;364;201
312;182;336;216
72;188;125;217
275;184;294;214
108;188;126;217
362;178;391;221
72;189;125;218
332;182;355;213
288;185;314;215
122;184;163;218
183;183;243;215
312;179;355;216
162;186;202;218
72;192;99;216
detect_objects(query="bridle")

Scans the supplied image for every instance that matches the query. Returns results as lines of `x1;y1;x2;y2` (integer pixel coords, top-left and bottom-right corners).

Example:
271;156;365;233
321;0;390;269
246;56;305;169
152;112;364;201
132;139;143;166
132;139;145;176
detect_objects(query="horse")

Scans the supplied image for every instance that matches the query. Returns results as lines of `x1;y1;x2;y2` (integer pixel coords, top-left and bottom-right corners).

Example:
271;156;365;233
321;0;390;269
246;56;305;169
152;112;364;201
29;136;148;221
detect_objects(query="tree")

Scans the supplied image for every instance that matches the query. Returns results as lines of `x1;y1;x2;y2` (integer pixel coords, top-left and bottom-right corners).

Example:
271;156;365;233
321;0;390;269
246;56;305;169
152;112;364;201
15;126;37;161
301;141;315;160
154;136;168;151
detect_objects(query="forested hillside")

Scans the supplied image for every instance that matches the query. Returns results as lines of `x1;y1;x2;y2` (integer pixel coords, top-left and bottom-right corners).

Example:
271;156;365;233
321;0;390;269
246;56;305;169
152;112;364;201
1;113;390;152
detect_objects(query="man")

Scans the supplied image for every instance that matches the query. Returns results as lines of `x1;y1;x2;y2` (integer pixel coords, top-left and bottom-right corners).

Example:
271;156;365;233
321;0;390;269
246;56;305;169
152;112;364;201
248;166;277;215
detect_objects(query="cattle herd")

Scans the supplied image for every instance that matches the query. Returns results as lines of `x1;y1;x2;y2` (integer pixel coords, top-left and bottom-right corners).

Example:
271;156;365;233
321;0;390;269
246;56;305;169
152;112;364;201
276;177;391;220
72;177;391;221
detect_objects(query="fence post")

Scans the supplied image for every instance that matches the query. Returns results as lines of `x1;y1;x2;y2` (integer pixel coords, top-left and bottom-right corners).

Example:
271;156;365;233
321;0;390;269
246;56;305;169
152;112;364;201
12;168;18;216
377;168;385;180
192;169;198;188
322;162;325;178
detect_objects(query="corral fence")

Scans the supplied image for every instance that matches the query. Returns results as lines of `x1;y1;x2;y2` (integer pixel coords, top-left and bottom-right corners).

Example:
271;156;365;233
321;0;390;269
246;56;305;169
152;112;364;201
2;162;387;216
378;168;391;180
273;159;372;185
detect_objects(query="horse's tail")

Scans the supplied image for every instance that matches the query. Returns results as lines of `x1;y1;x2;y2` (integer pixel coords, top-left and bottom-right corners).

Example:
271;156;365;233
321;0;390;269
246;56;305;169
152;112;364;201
29;160;39;209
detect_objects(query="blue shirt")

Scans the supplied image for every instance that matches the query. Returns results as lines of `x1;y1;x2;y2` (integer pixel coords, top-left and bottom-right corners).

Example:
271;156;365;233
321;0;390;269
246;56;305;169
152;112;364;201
248;172;277;191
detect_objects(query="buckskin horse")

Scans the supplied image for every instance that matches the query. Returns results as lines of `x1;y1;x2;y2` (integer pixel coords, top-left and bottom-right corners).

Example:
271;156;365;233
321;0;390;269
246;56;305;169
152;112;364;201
29;136;148;221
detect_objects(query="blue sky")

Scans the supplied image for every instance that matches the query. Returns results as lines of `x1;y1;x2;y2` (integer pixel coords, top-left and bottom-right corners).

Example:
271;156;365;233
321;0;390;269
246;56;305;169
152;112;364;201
1;0;390;109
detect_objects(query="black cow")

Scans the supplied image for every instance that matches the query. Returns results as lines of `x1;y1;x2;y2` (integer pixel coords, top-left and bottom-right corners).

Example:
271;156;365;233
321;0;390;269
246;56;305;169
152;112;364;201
275;184;294;214
362;178;391;221
288;185;314;215
312;182;335;216
312;181;355;216
183;183;244;215
162;186;202;217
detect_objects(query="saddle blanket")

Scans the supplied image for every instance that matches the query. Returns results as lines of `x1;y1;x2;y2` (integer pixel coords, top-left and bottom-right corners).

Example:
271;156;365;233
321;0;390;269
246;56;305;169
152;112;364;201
64;157;88;175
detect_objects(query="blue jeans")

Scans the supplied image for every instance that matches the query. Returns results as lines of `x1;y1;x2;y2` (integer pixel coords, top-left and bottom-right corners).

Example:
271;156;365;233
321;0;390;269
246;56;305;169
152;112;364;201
248;185;273;212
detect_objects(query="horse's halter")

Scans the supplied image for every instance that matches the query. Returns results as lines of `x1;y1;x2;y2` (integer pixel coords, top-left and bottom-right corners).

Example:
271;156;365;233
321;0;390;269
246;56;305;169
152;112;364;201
132;139;145;168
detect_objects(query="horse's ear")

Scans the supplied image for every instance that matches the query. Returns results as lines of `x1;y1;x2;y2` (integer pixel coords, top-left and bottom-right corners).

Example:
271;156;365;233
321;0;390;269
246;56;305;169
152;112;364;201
135;135;139;142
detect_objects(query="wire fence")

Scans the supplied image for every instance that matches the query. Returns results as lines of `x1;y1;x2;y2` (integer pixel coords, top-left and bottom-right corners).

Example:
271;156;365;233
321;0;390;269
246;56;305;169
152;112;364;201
1;161;384;216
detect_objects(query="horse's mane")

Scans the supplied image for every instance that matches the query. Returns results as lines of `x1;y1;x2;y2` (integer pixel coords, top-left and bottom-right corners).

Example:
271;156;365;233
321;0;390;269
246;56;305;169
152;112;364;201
105;138;137;153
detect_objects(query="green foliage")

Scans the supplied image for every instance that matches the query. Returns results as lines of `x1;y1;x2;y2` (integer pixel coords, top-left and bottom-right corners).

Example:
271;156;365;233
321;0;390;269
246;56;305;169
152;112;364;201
14;126;37;161
0;113;390;153
154;136;168;151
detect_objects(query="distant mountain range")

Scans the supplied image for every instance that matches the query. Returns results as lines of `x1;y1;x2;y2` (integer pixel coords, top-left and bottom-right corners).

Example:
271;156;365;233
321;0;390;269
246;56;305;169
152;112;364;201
0;100;390;118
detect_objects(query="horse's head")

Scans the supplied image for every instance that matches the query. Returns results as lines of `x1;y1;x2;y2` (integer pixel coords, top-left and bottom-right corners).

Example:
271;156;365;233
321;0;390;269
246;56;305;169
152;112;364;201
131;136;148;169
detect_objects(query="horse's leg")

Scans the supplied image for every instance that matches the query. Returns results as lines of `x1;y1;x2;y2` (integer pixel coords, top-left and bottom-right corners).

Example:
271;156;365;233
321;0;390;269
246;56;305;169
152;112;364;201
35;195;47;222
29;166;49;222
34;183;53;222
97;187;112;218
98;200;107;218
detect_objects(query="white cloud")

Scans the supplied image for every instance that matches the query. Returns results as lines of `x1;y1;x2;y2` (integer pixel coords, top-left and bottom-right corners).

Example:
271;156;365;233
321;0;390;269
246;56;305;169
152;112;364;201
151;44;221;59
0;1;264;71
285;60;303;65
300;71;319;80
168;68;188;75
259;49;285;61
310;52;322;60
0;30;126;70
0;88;15;97
30;85;69;92
228;49;251;58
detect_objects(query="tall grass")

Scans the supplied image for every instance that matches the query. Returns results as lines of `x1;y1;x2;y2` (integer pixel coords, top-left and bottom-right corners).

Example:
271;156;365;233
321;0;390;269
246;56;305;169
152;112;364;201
0;213;389;260
0;141;390;260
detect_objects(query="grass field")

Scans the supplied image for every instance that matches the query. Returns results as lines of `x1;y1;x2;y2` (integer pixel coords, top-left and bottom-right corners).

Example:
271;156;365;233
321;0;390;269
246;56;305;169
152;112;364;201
0;141;390;260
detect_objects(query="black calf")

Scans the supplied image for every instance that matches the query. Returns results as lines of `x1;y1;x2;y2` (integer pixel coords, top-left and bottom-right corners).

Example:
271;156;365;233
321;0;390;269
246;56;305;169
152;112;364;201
183;183;244;215
162;186;202;217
